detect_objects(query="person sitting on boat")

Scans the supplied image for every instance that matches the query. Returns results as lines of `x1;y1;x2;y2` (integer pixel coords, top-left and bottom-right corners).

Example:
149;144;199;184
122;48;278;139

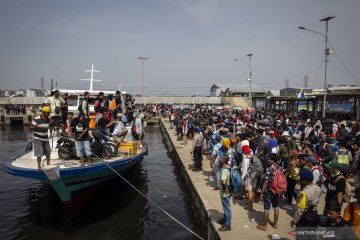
30;106;53;170
109;113;128;143
68;110;92;166
93;110;112;141
94;92;108;123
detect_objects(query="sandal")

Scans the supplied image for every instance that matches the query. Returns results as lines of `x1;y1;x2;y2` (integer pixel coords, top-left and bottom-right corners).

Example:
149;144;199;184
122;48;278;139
269;222;278;229
256;224;267;231
244;205;255;212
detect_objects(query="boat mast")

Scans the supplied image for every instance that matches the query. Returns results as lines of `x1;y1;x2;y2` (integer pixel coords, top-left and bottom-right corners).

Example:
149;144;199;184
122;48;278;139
81;64;102;91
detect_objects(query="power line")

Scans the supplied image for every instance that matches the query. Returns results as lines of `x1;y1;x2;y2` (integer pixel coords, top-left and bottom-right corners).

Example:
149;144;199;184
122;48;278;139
311;54;325;89
328;39;360;85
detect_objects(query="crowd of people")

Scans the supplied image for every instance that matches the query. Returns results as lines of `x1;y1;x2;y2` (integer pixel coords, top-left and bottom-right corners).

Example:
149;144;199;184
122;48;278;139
30;90;145;168
0;104;28;115
168;105;359;238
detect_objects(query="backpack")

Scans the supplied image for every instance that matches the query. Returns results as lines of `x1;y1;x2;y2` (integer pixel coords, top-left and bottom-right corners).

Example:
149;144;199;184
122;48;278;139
248;155;264;179
230;167;242;194
337;149;350;165
311;166;325;187
220;167;233;195
269;166;287;194
335;176;352;203
297;205;320;227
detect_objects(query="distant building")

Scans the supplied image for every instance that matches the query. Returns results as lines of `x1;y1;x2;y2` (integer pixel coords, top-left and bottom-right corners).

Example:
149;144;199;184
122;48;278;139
26;89;48;97
266;90;280;96
280;87;298;96
210;84;267;97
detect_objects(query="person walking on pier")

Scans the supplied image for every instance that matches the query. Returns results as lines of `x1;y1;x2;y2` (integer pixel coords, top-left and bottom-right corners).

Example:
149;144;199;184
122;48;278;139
217;154;232;231
191;127;203;171
257;153;280;231
30;106;53;170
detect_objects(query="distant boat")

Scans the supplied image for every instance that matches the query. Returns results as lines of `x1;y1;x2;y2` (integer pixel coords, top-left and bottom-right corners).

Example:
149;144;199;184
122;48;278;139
4;139;147;202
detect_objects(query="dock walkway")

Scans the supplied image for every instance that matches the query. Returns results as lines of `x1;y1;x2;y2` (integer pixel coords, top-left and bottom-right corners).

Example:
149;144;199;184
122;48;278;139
161;118;326;240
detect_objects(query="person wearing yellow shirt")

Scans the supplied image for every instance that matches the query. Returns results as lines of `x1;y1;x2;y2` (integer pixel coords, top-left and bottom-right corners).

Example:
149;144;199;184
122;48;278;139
344;186;360;239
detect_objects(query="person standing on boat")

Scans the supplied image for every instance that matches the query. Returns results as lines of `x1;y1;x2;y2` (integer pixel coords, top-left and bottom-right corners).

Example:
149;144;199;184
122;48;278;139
114;90;123;118
94;92;107;123
30;106;53;170
44;89;65;135
69;111;92;166
61;93;69;132
78;91;90;117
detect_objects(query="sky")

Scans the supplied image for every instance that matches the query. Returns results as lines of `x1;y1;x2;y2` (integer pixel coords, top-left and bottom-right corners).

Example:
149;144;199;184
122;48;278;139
0;0;359;96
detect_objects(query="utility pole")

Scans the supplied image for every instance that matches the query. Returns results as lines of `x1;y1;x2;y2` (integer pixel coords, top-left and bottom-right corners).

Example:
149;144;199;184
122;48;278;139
139;57;147;99
246;53;253;106
304;75;309;88
320;16;335;119
285;78;289;96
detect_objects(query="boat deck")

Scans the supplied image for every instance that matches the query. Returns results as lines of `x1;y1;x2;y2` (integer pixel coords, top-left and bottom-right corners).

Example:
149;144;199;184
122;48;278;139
11;146;138;170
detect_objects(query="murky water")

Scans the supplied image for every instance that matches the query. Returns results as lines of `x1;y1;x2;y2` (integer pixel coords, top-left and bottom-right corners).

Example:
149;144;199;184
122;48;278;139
0;125;203;240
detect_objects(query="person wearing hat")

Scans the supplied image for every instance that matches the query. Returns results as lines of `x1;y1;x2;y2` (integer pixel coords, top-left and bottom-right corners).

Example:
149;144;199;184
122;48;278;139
109;113;128;143
323;160;347;215
69;110;92;166
30;106;53;169
291;169;322;229
305;156;322;187
191;127;203;171
283;131;297;151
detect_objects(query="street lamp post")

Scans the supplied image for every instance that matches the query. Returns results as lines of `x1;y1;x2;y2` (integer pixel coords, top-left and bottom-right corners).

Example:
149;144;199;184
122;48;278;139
247;53;253;106
233;54;253;106
139;57;147;100
299;16;335;118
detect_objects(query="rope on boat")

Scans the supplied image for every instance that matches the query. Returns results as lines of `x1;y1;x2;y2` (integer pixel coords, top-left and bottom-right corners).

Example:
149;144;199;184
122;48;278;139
86;147;205;240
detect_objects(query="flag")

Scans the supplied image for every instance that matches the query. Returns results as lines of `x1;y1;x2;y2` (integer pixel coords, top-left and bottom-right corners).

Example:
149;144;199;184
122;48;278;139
297;89;305;99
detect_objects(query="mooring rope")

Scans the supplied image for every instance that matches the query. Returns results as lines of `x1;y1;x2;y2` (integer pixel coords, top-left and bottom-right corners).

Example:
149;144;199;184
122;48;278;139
86;147;205;240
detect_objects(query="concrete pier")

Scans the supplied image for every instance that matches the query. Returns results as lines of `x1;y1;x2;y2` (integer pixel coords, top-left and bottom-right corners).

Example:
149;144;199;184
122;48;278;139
1;114;35;126
160;118;326;240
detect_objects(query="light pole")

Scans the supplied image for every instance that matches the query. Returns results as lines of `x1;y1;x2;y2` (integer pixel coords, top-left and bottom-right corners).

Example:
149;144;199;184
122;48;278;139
299;16;335;118
247;53;253;106
233;54;253;106
139;57;147;99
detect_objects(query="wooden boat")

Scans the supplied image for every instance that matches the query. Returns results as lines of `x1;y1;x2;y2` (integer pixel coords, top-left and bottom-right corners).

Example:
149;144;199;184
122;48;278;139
4;141;147;202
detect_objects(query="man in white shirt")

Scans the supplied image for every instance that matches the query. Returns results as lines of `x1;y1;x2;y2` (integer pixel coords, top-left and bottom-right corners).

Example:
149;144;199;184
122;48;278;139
44;90;65;135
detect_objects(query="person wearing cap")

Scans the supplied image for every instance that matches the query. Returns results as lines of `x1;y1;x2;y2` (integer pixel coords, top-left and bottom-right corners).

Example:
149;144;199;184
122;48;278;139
291;169;322;229
110;113;128;143
191;127;203;171
305;156;322;187
69;111;92;166
323;160;347;215
30;106;53;169
241;145;256;212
